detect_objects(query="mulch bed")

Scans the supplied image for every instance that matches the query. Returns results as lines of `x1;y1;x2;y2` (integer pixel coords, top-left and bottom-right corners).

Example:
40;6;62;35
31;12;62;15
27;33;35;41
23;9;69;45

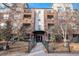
48;42;79;53
0;41;29;56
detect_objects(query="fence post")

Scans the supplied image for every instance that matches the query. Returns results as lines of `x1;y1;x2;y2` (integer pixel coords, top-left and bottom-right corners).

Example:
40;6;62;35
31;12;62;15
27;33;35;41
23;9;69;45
46;40;49;53
28;40;30;53
47;41;49;53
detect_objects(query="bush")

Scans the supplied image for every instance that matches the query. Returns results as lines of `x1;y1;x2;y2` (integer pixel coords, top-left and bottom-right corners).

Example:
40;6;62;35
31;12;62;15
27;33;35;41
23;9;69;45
50;34;57;50
0;39;2;41
73;36;79;43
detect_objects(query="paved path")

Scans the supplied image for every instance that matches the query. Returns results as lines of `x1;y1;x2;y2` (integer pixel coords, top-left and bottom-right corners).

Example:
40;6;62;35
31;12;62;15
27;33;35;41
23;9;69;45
27;42;47;56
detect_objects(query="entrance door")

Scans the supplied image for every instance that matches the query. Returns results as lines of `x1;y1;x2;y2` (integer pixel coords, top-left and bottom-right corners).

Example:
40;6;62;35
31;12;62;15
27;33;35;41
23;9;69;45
35;35;42;42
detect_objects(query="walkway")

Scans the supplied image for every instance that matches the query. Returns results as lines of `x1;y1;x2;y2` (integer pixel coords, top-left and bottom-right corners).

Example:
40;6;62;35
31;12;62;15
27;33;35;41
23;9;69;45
27;42;47;56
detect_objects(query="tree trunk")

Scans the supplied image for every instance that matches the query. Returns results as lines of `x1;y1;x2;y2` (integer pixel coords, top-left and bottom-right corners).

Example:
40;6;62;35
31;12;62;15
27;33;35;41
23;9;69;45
64;38;67;47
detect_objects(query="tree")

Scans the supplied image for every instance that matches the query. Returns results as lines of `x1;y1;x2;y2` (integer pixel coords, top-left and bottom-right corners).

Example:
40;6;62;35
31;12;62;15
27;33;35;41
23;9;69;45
49;24;58;50
2;3;17;11
57;8;73;47
0;20;12;49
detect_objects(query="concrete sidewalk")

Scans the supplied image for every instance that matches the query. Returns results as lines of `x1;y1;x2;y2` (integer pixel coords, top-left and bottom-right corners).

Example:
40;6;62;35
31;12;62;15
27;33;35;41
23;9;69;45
27;42;47;56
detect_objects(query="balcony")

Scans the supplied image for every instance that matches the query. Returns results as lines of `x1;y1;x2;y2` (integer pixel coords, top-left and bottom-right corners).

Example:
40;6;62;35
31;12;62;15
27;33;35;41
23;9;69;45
47;15;54;19
24;9;32;14
72;28;79;34
24;14;31;19
46;9;56;15
47;15;55;23
23;14;32;23
48;24;54;31
21;18;32;24
21;23;32;32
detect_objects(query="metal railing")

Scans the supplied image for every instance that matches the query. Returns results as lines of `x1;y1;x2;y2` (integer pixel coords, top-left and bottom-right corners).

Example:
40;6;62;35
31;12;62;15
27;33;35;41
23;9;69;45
42;39;50;53
28;38;36;53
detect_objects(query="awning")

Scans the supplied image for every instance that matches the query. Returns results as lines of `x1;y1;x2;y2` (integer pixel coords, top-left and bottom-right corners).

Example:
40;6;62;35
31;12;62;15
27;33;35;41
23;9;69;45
33;31;46;34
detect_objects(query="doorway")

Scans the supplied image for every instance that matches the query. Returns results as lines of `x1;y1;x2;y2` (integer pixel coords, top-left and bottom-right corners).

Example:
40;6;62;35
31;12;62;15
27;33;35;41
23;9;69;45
35;34;42;42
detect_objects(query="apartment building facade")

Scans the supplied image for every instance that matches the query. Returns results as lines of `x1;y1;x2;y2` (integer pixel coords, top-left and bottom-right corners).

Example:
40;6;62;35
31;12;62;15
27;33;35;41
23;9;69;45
0;3;79;42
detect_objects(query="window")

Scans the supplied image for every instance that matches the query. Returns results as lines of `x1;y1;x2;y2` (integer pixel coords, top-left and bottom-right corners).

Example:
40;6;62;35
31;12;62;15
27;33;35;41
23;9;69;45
48;34;51;40
0;23;7;29
3;14;9;19
24;15;31;19
47;15;54;20
38;25;41;30
38;11;41;14
58;16;64;20
70;23;77;29
14;14;21;19
48;24;54;31
22;24;31;30
37;11;41;18
25;34;30;39
47;9;52;13
12;23;18;30
16;8;21;12
58;7;64;13
38;19;41;21
66;7;70;12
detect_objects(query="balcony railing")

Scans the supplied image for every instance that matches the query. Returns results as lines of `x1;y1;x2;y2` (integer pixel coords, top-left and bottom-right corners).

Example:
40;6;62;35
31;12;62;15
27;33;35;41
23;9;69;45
24;9;32;13
46;9;55;14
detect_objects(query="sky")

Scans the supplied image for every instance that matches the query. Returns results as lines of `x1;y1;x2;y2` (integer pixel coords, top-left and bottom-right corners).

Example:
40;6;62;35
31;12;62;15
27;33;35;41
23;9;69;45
73;3;79;9
0;3;79;9
27;3;79;9
28;3;52;8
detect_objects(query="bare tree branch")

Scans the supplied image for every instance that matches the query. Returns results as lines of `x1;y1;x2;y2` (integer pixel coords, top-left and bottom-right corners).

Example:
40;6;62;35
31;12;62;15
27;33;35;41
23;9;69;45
2;3;16;11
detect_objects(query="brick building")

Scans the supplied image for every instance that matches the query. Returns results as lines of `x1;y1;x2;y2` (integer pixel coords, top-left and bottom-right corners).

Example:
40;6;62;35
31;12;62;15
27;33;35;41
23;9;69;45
0;3;79;42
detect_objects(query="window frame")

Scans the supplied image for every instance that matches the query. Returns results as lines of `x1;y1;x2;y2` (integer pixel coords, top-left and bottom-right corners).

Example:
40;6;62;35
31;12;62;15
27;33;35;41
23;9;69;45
3;14;9;19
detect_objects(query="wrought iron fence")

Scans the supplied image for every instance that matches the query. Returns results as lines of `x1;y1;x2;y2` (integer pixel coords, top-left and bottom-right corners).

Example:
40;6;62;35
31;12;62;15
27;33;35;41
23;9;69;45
42;39;50;53
28;38;36;53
